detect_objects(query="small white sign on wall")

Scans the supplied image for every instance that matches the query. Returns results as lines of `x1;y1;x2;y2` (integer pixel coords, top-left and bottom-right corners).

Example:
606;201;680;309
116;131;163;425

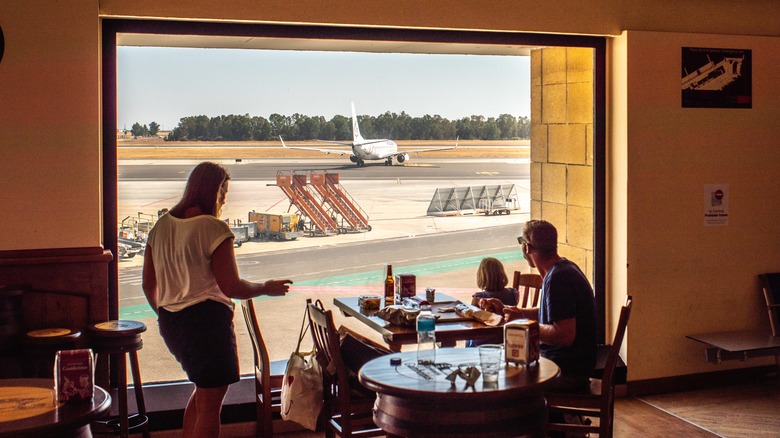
703;184;729;226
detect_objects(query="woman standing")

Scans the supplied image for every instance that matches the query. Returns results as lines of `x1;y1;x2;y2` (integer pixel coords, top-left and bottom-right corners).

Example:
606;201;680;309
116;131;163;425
142;162;292;438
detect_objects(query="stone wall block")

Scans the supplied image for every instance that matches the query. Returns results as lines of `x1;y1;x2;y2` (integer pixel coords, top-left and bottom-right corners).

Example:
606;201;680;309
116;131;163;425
567;81;593;124
567;204;593;250
541;201;566;235
567;164;593;208
542;84;567;124
530;124;548;163
541;163;567;204
542;47;567;85
549;124;587;165
566;47;594;83
530;162;543;201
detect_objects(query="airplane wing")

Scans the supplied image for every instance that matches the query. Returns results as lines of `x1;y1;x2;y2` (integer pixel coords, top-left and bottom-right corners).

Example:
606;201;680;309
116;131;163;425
387;137;459;158
279;136;352;156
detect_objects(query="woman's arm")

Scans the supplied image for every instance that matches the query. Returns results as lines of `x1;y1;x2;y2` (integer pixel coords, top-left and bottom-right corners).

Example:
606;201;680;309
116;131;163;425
141;246;159;314
211;238;292;299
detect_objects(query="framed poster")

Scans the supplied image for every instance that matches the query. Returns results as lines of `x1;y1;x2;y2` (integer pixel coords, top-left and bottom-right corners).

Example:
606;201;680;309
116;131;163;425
682;47;752;108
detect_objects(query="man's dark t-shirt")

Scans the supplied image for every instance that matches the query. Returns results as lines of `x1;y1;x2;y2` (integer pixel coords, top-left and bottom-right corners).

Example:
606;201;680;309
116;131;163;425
538;259;597;383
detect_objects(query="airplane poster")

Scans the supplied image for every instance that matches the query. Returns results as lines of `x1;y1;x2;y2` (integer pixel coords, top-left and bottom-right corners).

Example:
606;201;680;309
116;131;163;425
682;47;752;109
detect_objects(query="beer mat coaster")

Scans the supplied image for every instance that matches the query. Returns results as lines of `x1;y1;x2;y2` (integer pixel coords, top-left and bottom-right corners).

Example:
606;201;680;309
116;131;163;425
431;301;472;322
0;386;60;422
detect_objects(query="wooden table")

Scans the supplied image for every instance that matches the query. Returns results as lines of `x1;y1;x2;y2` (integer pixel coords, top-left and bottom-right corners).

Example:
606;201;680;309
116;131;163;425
687;330;780;367
0;378;111;438
334;294;504;351
359;347;560;437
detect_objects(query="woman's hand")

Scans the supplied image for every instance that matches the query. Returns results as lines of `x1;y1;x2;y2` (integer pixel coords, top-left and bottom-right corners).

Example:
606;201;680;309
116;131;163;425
263;279;293;296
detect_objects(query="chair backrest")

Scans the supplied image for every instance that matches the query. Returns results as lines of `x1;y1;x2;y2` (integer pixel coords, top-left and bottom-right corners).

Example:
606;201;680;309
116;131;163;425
307;299;345;380
602;295;632;391
241;299;272;389
759;273;780;337
512;272;543;308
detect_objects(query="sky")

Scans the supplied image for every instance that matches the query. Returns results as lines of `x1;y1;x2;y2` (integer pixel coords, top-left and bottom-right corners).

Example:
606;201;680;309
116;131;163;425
117;47;530;131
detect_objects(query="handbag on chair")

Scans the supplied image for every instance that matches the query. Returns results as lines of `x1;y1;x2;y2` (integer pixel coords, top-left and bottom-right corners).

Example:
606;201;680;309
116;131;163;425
280;304;323;431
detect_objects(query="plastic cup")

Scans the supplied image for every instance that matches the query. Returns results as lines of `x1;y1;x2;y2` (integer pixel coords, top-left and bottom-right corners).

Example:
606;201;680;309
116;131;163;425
478;344;503;382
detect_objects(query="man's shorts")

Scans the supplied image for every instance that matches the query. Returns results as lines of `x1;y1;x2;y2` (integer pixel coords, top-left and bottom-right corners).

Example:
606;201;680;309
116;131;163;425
158;300;240;388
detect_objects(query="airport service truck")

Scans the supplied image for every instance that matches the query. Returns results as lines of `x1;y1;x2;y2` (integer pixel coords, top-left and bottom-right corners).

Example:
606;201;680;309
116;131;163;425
247;211;302;241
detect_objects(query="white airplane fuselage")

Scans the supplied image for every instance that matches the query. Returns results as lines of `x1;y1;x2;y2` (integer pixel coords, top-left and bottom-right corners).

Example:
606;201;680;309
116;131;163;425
352;140;397;160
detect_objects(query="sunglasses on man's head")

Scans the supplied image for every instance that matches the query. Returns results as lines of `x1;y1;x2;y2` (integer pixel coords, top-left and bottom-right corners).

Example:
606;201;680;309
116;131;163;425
517;236;528;246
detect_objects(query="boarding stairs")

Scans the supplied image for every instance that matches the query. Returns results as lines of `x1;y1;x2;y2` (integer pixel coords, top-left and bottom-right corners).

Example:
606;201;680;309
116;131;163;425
309;171;371;233
276;171;337;236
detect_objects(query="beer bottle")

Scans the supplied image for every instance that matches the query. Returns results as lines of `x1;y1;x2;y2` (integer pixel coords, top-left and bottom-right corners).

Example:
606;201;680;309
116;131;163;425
384;264;395;306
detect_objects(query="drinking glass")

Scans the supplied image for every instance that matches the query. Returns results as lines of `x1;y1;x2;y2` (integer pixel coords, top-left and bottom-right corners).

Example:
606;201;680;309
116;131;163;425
478;344;503;382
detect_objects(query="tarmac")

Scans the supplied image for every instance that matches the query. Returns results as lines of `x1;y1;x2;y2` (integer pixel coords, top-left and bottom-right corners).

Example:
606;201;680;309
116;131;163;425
119;164;531;385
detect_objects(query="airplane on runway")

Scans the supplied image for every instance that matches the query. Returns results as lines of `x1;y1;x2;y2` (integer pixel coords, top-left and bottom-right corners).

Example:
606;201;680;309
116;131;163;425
279;102;457;166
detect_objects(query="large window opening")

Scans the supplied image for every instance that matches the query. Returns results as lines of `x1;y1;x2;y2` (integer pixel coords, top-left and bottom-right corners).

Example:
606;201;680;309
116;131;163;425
103;20;605;387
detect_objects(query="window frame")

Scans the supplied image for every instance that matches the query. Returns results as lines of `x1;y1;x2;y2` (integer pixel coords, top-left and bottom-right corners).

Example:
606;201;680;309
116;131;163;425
102;18;607;366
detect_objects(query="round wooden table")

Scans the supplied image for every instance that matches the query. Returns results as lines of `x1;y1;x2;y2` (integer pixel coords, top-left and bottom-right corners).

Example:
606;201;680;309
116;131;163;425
0;378;111;438
359;347;560;437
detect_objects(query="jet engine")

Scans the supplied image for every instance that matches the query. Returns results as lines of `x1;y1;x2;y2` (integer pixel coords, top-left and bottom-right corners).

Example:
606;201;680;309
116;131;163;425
396;153;410;163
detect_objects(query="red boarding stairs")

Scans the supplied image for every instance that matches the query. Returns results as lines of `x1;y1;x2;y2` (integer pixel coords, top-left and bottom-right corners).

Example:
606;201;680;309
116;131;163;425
309;171;371;234
276;171;338;236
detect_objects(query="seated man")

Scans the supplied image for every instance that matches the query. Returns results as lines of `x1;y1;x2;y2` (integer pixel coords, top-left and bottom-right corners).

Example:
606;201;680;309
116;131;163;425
480;220;597;393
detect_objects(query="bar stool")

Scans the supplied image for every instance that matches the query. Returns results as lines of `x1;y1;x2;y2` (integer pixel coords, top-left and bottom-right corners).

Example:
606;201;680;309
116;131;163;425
24;327;81;377
87;320;150;438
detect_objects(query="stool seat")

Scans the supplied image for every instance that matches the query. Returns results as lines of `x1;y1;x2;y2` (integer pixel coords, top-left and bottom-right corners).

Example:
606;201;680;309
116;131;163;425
24;328;82;378
88;321;146;352
26;327;81;344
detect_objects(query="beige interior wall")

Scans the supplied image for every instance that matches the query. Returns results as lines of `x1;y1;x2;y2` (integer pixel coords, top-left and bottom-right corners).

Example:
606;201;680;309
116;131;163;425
98;0;780;38
622;30;780;380
607;34;630;374
0;1;101;250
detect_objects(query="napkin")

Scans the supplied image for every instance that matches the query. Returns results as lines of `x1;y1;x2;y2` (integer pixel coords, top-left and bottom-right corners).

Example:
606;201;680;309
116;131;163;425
454;303;503;326
375;305;420;326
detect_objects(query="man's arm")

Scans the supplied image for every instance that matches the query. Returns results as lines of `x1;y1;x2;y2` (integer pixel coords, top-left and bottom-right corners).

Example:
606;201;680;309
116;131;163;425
539;317;576;347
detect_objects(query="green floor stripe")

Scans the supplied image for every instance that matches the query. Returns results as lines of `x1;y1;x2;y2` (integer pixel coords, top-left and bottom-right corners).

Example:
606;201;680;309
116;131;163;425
120;251;523;319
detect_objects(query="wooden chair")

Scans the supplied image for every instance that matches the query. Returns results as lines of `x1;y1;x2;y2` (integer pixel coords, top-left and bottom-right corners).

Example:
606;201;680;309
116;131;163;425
546;295;633;438
759;273;780;337
240;299;288;438
307;299;384;438
512;271;543;307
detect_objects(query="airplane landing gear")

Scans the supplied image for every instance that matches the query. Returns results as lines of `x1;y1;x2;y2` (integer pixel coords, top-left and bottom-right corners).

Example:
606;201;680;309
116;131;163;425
356;159;365;166
385;158;393;166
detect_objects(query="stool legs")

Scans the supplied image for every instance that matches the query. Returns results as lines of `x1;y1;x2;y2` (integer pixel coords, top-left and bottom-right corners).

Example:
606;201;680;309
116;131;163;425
129;350;149;438
95;350;150;438
117;352;129;438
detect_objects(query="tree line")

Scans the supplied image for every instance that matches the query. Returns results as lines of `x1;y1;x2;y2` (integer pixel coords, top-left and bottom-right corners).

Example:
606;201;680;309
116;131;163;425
145;112;529;142
128;121;160;138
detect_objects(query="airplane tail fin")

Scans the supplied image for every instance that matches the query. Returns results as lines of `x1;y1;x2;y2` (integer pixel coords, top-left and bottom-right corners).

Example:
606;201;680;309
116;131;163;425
279;135;288;147
351;101;364;143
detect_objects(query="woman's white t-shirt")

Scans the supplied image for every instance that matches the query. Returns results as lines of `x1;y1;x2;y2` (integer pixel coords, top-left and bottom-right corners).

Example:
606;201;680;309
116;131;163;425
147;213;235;312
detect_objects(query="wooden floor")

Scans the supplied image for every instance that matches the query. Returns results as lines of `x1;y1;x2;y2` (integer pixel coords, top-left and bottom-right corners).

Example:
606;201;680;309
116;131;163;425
200;380;780;437
271;396;723;438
